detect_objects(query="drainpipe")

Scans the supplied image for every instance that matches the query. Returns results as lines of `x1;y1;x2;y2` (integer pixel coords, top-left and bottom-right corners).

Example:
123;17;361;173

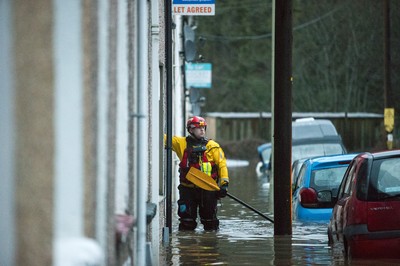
174;16;184;137
174;15;184;203
136;0;149;265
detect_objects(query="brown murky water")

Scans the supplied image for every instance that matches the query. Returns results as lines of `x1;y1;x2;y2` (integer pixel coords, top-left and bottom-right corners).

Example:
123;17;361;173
160;164;400;265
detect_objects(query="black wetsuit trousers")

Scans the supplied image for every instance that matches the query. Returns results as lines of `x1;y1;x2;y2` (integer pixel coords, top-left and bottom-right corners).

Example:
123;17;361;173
177;185;219;231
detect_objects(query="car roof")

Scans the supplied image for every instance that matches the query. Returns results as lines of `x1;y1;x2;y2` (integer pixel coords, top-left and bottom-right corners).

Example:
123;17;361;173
370;149;400;159
292;157;307;165
257;135;344;152
305;153;359;167
292;118;339;140
257;118;344;151
354;150;400;161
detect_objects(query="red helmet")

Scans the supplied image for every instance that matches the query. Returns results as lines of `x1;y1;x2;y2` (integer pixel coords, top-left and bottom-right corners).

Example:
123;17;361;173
186;116;207;132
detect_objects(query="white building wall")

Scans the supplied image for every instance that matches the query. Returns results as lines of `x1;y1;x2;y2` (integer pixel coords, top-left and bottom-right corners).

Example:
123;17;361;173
173;15;185;199
174;15;184;137
96;0;109;251
0;0;16;265
150;0;161;263
53;0;84;240
115;0;129;215
0;0;164;264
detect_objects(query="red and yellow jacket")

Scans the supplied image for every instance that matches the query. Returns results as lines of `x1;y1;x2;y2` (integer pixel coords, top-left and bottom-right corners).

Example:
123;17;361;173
166;135;229;188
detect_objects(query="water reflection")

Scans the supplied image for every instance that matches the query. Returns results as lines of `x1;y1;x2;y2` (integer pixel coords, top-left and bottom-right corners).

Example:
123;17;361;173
160;163;399;265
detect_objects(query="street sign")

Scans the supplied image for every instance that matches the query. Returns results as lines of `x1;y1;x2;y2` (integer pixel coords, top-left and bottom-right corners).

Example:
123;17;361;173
185;63;212;89
384;108;395;132
173;0;215;16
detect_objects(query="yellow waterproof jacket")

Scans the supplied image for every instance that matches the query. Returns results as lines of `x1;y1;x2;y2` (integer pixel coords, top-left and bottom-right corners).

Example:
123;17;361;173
165;135;229;187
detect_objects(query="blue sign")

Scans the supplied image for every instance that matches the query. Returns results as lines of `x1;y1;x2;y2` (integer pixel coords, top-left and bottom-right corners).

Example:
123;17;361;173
185;63;212;89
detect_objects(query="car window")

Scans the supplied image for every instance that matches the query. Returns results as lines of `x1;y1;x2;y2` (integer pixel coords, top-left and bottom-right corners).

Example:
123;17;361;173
377;159;400;192
310;166;348;193
369;157;400;200
320;124;338;136
292;143;344;162
291;164;298;185
291;160;305;185
338;160;356;199
295;164;307;191
355;159;369;200
344;164;357;196
322;144;345;156
293;125;323;138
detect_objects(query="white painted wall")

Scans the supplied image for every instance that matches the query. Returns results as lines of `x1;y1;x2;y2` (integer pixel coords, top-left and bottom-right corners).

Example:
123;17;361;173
0;1;16;265
52;1;105;264
174;15;184;137
115;0;129;215
96;0;110;250
53;0;84;240
173;15;184;199
150;0;161;263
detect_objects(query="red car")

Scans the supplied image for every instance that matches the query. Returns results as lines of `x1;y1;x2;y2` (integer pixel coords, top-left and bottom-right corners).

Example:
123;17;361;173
328;150;400;259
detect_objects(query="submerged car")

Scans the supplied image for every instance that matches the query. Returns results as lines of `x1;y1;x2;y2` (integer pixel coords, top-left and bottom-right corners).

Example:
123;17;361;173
292;154;357;222
328;150;400;259
257;118;347;179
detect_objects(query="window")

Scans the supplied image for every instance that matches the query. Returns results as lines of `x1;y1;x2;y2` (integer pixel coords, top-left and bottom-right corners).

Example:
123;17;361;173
338;160;356;199
369;157;400;199
355;159;368;200
292;143;344;162
295;164;307;191
311;166;348;193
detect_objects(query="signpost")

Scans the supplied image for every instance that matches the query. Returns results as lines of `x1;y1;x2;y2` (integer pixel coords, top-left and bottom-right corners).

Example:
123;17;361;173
173;0;215;16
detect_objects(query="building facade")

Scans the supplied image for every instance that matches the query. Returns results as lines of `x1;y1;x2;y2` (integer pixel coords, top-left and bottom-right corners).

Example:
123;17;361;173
0;0;188;265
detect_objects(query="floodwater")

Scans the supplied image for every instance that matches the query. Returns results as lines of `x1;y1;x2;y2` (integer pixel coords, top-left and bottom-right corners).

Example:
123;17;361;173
160;163;400;265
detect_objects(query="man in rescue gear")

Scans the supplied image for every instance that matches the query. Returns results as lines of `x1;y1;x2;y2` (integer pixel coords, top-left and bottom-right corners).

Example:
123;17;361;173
169;116;229;231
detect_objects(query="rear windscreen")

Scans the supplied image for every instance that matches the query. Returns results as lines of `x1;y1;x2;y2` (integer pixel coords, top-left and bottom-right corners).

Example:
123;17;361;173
292;122;338;139
311;166;348;195
292;143;345;162
293;125;323;138
367;157;400;200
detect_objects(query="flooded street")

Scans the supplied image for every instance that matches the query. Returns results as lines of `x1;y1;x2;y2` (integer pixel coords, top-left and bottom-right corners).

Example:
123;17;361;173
160;163;399;265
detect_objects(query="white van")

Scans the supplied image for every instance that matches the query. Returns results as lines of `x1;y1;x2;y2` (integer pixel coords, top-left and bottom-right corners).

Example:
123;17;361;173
256;118;347;179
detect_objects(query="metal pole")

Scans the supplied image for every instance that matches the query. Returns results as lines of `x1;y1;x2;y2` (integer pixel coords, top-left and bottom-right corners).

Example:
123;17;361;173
165;0;173;234
273;0;292;236
136;0;149;264
227;193;274;223
269;0;275;213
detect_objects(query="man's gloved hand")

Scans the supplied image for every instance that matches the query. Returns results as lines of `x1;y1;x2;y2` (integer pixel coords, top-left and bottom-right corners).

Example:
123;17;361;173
216;184;228;199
